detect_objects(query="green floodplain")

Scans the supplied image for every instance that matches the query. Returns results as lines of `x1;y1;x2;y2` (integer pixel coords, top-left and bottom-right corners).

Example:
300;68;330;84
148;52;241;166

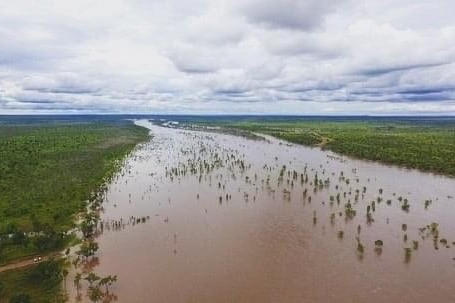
0;115;454;302
0;119;149;302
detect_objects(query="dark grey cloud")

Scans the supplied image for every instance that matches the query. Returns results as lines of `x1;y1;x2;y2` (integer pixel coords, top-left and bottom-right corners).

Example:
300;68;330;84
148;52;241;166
279;82;345;93
24;87;100;95
396;88;454;95
174;64;217;74
16;99;60;104
240;0;345;31
358;62;450;77
405;93;449;102
214;88;250;95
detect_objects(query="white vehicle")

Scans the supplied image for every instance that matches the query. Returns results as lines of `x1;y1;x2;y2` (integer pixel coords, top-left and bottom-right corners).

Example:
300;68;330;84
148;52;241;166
33;256;42;262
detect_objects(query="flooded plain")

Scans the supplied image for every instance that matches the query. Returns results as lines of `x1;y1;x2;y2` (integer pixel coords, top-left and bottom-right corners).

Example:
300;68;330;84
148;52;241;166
70;120;455;302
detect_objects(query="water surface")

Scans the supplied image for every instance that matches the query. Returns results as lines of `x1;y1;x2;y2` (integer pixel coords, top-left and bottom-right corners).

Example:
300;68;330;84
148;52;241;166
70;120;455;302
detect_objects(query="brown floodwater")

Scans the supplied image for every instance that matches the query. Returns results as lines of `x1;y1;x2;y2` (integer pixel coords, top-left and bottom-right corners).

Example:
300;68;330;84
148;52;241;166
69;120;455;303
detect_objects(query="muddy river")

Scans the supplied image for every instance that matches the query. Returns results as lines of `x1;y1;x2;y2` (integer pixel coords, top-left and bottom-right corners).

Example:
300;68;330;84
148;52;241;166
69;120;455;302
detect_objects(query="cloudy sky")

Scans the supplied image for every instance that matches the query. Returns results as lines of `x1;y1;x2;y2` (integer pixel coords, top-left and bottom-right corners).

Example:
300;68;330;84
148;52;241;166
1;0;455;115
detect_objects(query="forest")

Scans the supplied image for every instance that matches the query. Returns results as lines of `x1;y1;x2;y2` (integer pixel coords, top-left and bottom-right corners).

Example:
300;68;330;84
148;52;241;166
0;120;149;302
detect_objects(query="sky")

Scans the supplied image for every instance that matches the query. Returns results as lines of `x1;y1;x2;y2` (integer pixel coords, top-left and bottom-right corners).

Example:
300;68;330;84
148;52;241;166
0;0;455;115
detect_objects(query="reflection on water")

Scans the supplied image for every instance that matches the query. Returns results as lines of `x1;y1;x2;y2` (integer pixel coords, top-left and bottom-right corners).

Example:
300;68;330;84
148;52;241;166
69;120;455;303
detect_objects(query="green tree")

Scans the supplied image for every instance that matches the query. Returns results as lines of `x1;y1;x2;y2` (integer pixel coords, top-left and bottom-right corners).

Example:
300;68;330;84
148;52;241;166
0;241;4;261
9;293;31;303
11;231;28;246
77;240;99;259
28;259;62;287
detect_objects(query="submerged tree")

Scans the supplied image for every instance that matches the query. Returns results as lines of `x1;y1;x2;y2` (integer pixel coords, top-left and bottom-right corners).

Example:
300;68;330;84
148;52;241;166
85;272;101;287
99;275;117;295
74;272;82;298
88;286;104;303
404;248;412;263
62;268;69;291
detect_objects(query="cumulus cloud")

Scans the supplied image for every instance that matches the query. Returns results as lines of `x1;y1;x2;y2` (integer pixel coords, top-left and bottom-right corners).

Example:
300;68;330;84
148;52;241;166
0;0;454;114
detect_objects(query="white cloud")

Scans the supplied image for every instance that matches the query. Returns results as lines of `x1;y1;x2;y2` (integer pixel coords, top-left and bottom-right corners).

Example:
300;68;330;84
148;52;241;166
0;0;454;114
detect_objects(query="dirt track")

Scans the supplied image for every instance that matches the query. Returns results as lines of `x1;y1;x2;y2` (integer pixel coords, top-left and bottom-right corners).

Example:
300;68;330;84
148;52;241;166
0;253;61;273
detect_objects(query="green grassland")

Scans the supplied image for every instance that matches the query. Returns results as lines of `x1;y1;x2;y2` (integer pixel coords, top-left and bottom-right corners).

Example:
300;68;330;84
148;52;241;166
0;121;149;264
195;118;455;177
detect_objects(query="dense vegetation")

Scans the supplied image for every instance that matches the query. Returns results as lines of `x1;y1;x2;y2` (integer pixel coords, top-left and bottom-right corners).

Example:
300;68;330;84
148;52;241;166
192;118;455;177
0;259;65;303
0;121;149;265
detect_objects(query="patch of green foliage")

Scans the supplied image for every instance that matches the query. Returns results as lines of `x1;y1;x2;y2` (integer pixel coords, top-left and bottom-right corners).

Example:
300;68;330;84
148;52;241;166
197;118;455;177
0;259;66;303
0;121;149;263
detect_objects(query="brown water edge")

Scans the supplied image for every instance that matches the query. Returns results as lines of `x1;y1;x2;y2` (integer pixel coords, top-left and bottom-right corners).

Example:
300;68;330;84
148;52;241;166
67;120;455;303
